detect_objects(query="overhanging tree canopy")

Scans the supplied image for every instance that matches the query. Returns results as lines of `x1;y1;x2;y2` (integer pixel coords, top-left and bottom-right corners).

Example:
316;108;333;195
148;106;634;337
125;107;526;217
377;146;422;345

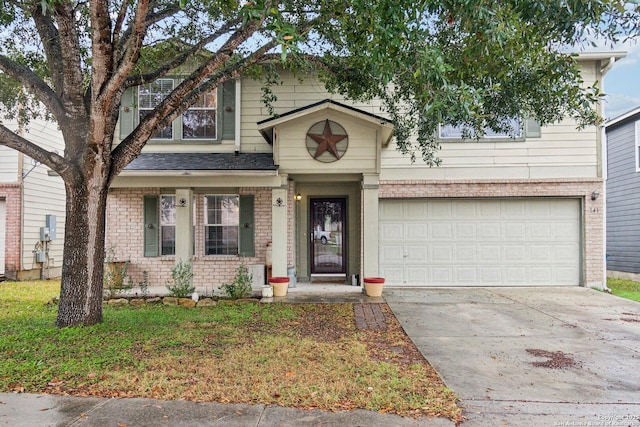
0;0;637;327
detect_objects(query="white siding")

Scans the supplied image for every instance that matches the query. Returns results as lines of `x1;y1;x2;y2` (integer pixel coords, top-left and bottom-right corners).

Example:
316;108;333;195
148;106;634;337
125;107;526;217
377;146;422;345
0;146;19;183
240;71;386;153
380;61;602;181
18;120;66;273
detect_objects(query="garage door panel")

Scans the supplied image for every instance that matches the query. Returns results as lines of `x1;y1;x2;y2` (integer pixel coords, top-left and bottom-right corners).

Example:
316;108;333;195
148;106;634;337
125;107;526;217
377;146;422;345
431;223;453;239
456;266;478;282
479;223;501;239
432;245;453;262
456;245;477;262
503;223;527;240
406;245;428;262
380;222;404;241
456;223;477;240
430;202;452;218
379;198;580;286
406;223;428;240
380;244;404;263
381;266;405;285
406;202;427;219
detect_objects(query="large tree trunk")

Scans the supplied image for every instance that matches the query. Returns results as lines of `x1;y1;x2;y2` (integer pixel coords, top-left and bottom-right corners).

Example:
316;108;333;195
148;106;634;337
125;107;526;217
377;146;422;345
56;176;109;327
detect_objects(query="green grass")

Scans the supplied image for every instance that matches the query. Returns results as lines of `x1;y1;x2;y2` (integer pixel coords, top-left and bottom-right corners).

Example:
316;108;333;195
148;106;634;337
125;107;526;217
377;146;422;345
607;278;640;302
0;280;461;421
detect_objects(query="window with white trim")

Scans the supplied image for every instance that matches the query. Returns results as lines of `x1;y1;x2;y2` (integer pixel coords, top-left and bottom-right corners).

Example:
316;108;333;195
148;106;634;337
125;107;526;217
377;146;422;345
182;88;217;139
139;79;174;139
160;195;176;255
439;118;523;140
204;195;239;255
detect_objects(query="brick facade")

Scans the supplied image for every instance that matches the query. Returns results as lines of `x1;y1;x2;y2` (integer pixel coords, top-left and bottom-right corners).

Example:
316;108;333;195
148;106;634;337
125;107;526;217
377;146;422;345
105;187;275;289
379;179;604;287
0;184;22;277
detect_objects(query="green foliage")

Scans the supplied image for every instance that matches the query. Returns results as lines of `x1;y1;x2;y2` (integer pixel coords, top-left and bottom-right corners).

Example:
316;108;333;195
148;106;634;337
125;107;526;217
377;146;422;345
165;258;195;298
219;261;253;300
103;247;132;299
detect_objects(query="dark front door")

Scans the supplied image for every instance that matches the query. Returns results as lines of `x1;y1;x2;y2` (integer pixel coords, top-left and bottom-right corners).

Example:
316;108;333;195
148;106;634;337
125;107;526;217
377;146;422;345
310;198;346;275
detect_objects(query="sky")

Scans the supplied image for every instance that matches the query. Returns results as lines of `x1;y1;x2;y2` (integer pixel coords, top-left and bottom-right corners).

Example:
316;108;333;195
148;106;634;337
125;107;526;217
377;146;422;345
602;41;640;120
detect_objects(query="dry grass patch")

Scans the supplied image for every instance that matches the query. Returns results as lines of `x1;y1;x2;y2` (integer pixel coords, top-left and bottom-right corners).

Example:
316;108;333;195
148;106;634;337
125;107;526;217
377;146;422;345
0;281;461;422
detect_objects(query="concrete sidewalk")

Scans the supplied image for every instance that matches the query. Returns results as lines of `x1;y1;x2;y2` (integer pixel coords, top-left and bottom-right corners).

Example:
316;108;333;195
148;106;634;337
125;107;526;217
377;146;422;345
0;393;452;427
384;287;640;426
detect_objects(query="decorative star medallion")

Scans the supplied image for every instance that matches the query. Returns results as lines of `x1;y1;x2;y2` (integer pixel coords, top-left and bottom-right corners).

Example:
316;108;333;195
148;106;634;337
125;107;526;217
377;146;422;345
305;119;348;163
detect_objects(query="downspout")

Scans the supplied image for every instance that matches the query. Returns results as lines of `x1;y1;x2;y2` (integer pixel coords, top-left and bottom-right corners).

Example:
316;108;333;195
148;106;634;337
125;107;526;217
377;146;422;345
600;57;616;291
234;79;242;153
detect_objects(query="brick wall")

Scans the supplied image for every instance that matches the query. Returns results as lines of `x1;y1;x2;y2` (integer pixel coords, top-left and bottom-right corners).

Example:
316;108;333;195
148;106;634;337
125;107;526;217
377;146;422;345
105;187;273;289
0;184;22;277
379;179;604;287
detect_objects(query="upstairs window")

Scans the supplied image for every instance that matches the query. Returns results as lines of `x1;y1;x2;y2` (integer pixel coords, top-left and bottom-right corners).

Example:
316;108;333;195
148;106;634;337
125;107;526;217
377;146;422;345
183;88;217;139
138;80;218;141
439;118;524;140
139;80;174;139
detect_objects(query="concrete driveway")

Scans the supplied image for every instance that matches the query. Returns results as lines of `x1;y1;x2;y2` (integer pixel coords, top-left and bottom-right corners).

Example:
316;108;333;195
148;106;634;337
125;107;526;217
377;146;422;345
384;287;640;426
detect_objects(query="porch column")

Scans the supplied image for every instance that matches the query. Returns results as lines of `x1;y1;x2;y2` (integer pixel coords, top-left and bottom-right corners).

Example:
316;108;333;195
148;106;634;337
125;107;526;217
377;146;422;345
175;188;194;263
271;187;288;277
362;174;379;277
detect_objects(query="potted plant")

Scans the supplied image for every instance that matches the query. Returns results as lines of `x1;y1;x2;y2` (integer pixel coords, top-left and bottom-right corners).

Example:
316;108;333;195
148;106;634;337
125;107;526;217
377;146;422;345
363;277;385;297
268;276;289;297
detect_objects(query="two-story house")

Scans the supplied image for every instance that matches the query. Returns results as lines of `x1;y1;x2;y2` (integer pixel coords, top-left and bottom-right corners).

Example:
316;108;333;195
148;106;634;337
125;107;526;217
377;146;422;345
106;52;621;291
605;106;640;281
0;119;66;280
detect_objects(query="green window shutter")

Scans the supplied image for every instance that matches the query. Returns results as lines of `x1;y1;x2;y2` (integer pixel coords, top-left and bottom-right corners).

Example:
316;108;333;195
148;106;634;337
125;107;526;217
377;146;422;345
239;195;255;257
143;196;159;257
119;87;135;139
525;119;541;138
221;80;236;140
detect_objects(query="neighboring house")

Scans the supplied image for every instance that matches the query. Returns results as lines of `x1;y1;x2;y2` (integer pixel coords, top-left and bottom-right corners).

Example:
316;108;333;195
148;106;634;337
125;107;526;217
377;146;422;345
605;106;640;281
106;52;621;290
0;119;66;280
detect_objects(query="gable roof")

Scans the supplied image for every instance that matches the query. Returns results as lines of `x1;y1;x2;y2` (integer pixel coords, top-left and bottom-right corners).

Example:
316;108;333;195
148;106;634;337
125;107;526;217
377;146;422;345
606;106;640;130
257;99;393;145
122;152;277;175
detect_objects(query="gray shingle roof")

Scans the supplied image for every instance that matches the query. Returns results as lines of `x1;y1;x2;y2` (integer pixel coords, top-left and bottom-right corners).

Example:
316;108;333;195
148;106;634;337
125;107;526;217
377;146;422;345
124;152;277;171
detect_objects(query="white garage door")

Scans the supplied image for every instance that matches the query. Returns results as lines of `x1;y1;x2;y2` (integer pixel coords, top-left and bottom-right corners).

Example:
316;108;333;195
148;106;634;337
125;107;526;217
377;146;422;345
379;199;581;286
0;200;5;275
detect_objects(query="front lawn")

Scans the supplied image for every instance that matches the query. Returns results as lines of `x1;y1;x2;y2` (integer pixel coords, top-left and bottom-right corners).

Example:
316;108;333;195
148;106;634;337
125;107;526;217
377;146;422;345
607;278;640;302
0;280;461;421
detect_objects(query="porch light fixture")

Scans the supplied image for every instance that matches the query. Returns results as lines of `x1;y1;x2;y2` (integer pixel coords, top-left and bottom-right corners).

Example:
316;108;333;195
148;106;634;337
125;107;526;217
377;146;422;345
591;190;600;201
295;193;302;201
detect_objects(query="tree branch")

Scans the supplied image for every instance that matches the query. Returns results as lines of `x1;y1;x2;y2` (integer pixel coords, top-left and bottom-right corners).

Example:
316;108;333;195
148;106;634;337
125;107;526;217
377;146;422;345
0;124;68;174
30;2;65;96
109;18;263;179
123;17;243;88
0;55;66;121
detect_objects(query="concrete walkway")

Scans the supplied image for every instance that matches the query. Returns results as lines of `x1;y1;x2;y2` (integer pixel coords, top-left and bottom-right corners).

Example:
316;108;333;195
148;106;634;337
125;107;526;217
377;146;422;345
384;287;640;426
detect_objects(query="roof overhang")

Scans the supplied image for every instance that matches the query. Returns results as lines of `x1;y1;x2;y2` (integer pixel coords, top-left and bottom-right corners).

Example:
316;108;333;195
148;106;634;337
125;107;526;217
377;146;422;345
257;99;394;146
119;152;278;177
576;51;627;74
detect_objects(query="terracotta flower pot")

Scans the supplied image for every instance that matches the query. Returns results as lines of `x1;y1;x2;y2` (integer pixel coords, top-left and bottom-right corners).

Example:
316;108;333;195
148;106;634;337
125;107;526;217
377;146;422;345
269;277;289;297
363;277;385;297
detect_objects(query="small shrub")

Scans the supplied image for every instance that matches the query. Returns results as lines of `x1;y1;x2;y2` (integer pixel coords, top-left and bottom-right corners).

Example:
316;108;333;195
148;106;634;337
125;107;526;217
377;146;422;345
166;258;194;298
219;262;253;300
103;246;132;299
137;271;149;297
